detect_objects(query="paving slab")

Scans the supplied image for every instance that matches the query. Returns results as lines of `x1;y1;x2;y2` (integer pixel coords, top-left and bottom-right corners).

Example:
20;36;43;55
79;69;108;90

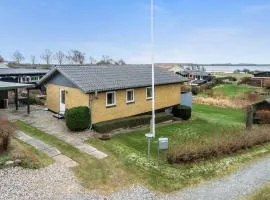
26;138;51;150
41;147;61;157
16;131;33;142
53;154;79;167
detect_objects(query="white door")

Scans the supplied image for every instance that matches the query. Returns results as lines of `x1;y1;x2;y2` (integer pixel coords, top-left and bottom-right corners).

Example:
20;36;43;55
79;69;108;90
59;89;66;114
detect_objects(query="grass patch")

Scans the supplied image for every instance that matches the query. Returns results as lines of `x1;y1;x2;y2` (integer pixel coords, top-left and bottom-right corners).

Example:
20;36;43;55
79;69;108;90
15;120;136;193
86;104;270;192
249;182;270;200
199;84;256;98
0;138;54;169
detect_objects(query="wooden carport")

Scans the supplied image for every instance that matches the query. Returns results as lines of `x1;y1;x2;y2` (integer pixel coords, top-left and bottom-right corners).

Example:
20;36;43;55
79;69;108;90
0;81;35;114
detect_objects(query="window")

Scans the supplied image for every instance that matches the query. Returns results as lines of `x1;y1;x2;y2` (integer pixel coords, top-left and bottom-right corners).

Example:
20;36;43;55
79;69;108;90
126;89;134;103
106;91;116;107
146;87;152;99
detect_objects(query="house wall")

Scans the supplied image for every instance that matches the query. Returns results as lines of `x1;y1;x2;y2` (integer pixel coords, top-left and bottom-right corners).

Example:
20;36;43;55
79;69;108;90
46;84;89;113
90;83;181;124
46;83;182;124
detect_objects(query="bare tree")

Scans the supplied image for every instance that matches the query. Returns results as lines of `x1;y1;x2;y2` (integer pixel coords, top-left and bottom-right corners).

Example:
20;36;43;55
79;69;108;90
115;59;126;65
13;51;25;64
0;55;4;63
55;51;65;65
41;49;53;64
97;55;114;65
30;55;36;65
89;56;96;65
67;50;85;64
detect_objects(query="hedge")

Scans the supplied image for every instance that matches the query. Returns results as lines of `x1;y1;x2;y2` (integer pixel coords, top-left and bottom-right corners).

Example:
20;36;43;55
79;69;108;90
172;105;192;120
65;106;91;131
93;112;173;133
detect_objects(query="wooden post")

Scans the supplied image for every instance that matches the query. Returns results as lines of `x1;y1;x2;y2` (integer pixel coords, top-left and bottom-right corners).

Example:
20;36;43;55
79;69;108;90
27;88;30;114
246;105;253;129
14;89;18;110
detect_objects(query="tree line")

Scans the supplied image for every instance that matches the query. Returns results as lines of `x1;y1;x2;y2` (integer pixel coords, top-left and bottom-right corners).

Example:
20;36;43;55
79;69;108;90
0;50;126;66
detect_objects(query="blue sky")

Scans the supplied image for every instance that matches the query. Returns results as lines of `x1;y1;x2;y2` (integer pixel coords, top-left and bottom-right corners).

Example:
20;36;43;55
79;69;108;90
0;0;270;64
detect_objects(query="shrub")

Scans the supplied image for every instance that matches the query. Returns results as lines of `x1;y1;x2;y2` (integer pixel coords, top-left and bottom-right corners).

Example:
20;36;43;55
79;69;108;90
172;105;192;120
93;112;173;133
0;120;14;152
191;87;200;95
65;106;91;131
256;110;270;124
167;126;270;163
238;77;252;85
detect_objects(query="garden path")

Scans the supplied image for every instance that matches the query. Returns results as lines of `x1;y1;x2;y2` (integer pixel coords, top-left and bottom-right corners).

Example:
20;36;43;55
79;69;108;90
6;106;108;159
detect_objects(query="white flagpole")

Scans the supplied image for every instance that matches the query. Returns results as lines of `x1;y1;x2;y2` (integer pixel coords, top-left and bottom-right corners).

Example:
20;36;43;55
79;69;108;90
151;0;155;138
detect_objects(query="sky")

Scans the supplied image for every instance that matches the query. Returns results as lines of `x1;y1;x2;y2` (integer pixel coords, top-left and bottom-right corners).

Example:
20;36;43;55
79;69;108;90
0;0;270;64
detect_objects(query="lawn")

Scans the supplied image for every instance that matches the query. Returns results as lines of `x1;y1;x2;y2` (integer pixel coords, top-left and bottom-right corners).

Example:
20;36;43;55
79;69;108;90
87;104;270;192
200;84;256;98
249;183;270;200
0;138;54;169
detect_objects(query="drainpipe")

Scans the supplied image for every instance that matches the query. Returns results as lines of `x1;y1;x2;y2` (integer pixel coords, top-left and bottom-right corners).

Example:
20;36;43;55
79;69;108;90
88;91;98;130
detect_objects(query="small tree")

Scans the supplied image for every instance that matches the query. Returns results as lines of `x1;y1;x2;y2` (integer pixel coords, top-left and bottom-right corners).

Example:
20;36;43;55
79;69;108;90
30;55;36;65
13;51;24;64
0;55;4;62
41;49;53;64
115;59;126;65
67;50;85;64
0;120;14;152
89;56;96;64
55;51;65;65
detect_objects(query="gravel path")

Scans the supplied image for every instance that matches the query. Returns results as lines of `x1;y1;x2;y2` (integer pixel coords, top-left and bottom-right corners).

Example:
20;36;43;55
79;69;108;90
1;156;270;200
0;164;100;200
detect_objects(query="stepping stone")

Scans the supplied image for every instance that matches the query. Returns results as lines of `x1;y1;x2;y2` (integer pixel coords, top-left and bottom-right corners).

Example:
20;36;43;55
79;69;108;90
27;139;51;150
77;145;97;153
89;150;108;159
41;147;61;157
15;131;33;142
53;154;78;167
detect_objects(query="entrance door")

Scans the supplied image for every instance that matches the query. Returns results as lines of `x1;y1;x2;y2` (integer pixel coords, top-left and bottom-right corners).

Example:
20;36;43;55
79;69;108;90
59;89;66;114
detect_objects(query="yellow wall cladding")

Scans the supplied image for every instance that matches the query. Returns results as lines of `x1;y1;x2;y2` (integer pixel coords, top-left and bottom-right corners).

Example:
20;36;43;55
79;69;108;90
46;84;89;113
91;83;181;124
46;83;181;124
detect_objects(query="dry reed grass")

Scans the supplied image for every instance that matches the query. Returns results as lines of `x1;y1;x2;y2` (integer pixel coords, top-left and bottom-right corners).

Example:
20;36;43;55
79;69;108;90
168;126;270;163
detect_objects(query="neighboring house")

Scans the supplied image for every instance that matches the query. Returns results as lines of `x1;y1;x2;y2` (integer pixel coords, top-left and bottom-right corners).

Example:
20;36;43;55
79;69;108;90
38;65;187;124
252;98;270;124
251;71;270;87
0;68;48;83
177;70;213;82
254;71;270;77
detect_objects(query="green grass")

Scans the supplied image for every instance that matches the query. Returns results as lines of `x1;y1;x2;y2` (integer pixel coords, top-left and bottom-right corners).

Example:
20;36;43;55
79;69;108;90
200;84;256;98
249;183;270;200
15;120;136;193
192;104;245;126
0;138;54;169
87;104;270;192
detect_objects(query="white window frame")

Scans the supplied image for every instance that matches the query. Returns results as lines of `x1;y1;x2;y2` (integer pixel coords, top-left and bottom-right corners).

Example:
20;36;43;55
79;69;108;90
106;91;116;107
146;87;152;100
126;89;135;103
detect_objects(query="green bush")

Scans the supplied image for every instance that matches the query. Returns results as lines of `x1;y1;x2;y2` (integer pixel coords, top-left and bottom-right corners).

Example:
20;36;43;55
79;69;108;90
172;105;192;120
93;112;173;133
191;87;200;95
65;106;91;131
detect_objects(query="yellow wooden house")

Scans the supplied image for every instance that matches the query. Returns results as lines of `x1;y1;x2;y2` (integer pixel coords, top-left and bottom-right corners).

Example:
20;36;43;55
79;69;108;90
38;65;186;124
